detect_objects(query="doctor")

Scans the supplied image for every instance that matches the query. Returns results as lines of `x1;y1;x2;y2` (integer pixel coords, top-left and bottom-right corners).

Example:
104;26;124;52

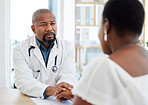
13;9;77;102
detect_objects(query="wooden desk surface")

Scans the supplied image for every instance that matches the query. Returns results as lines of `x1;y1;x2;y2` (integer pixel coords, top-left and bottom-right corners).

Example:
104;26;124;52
0;88;35;105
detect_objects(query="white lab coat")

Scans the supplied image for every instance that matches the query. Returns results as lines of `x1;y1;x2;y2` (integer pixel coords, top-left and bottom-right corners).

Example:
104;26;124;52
13;35;77;98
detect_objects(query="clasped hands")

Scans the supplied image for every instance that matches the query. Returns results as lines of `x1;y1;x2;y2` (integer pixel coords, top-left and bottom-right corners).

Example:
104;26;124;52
46;82;74;102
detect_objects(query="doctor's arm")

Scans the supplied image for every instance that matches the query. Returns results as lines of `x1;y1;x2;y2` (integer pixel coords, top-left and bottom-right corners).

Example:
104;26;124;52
13;46;48;98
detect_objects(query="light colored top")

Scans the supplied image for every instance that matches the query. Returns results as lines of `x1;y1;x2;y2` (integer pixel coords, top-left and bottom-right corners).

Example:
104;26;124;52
72;57;148;105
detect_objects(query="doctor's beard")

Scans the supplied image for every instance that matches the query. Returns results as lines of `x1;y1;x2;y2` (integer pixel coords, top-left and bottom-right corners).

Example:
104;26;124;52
43;32;56;45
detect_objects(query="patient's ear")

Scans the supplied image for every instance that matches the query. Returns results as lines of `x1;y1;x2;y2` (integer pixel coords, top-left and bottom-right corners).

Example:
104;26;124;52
31;25;36;34
104;18;110;34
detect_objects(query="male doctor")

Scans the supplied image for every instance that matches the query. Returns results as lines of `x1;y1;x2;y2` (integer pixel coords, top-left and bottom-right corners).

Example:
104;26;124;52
13;9;77;102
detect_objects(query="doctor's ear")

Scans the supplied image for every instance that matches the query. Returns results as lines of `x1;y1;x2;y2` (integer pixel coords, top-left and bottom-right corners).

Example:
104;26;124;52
31;25;36;34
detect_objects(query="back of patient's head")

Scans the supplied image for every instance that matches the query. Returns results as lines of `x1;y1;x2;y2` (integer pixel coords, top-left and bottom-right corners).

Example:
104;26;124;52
103;0;144;36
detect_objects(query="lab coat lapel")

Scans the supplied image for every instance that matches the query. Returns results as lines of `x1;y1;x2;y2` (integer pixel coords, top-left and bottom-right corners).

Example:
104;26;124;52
33;46;46;68
47;42;59;69
30;36;46;69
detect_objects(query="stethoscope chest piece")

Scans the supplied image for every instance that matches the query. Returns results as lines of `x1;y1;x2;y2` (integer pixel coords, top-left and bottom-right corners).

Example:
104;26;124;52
51;55;58;73
51;65;58;73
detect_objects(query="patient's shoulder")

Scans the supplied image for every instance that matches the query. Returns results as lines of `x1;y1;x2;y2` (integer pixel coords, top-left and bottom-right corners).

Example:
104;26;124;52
110;46;148;77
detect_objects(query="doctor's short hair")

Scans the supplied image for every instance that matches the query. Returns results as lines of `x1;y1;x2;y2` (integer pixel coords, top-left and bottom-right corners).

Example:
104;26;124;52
32;9;55;24
102;0;145;36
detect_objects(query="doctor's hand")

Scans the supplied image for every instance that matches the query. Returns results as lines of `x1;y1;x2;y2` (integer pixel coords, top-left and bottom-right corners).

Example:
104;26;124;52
57;82;73;91
46;82;73;97
46;86;66;96
54;82;73;96
56;89;74;102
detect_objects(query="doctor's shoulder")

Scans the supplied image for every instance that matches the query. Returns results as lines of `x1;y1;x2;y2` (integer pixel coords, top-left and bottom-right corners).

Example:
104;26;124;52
13;37;31;56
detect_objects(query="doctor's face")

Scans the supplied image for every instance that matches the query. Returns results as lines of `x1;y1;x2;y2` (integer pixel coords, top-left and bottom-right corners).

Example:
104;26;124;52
31;12;57;45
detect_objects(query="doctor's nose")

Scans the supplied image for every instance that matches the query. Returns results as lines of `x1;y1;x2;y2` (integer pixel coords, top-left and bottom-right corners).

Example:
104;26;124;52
45;24;53;32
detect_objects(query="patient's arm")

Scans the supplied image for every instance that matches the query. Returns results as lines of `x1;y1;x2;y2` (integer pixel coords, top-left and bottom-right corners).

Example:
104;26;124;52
73;95;92;105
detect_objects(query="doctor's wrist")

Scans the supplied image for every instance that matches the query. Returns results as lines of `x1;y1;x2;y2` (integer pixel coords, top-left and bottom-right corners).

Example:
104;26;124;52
46;86;54;97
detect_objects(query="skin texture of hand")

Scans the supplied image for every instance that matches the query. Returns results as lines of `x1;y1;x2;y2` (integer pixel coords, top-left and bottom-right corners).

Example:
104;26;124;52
46;85;66;97
46;82;73;97
56;89;74;102
57;82;73;90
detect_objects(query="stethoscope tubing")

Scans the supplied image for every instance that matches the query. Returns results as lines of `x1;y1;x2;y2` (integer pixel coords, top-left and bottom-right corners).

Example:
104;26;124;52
28;38;58;73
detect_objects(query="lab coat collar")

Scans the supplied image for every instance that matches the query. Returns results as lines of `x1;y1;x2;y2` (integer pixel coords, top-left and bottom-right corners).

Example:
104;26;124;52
29;35;58;49
29;35;59;70
29;35;46;69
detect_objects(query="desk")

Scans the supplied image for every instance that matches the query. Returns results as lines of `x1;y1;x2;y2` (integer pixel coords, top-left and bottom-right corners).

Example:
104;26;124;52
0;88;35;105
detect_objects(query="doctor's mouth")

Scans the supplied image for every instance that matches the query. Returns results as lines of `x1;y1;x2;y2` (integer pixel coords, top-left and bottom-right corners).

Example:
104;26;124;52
44;32;55;39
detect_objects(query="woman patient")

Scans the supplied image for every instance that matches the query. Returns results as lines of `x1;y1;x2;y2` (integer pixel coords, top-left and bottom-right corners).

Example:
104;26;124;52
72;0;148;105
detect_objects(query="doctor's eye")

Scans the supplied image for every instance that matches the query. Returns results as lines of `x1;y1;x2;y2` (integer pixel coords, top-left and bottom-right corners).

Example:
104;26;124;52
40;24;47;26
50;23;56;26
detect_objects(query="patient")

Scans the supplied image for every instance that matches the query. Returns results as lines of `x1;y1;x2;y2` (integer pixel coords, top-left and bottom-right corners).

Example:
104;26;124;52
72;0;148;105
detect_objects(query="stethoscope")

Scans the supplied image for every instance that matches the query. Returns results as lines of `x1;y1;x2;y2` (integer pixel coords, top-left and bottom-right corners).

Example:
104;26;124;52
28;39;58;73
51;55;58;73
